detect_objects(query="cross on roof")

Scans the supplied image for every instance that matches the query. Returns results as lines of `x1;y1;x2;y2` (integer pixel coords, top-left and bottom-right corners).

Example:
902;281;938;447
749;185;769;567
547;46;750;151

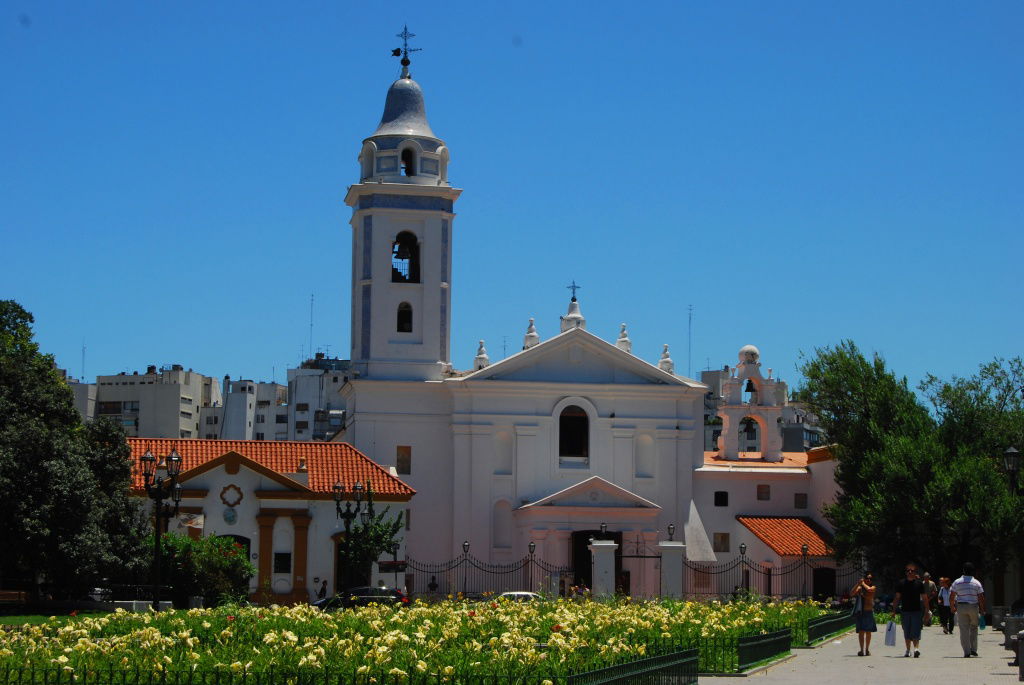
566;280;582;299
393;24;422;65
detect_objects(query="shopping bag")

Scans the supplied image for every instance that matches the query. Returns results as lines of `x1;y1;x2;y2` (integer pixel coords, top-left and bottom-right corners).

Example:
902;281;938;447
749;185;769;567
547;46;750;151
884;621;897;646
979;614;986;630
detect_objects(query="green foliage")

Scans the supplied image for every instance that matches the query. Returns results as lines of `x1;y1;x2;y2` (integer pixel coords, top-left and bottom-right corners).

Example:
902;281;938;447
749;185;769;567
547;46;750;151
338;507;403;588
156;533;257;607
797;342;1024;583
0;300;149;598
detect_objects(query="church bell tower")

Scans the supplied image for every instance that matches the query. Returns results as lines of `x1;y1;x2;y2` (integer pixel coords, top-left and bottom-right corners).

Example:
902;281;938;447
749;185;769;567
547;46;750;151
344;33;461;381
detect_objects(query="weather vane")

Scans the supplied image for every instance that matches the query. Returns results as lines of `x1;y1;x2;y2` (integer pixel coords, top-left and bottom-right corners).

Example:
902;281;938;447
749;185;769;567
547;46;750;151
567;280;582;299
391;25;421;76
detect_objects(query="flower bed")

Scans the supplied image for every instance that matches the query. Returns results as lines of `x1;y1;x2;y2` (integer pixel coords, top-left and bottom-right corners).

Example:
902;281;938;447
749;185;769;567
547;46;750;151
0;598;827;680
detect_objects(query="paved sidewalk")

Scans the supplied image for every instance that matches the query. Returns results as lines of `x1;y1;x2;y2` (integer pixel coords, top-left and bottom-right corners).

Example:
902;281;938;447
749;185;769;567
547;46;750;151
710;623;1020;684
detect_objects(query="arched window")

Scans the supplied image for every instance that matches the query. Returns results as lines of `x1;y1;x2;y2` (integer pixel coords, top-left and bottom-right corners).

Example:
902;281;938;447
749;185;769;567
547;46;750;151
360;144;375;180
559;405;589;459
397;302;413;332
401;148;417;176
391;232;420;283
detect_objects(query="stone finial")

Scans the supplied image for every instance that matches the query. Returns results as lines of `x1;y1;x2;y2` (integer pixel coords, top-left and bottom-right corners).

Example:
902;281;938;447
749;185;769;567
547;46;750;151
658;344;674;374
560;297;586;332
523;318;540;349
473;340;490;370
616;323;632;353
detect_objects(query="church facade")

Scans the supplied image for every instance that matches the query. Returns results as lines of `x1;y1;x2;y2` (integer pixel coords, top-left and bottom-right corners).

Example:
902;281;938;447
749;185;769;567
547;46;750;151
338;59;841;597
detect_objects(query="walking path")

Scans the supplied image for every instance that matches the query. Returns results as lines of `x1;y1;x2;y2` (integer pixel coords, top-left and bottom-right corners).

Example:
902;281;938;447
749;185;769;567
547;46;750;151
710;623;1019;684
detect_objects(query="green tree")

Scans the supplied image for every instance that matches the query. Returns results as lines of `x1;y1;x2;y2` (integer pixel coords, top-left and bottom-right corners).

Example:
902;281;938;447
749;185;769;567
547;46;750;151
0;300;148;597
797;342;1023;583
157;533;257;607
338;508;403;589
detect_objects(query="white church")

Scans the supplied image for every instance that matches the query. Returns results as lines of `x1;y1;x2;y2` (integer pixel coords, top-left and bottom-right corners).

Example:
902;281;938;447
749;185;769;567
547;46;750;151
336;53;843;598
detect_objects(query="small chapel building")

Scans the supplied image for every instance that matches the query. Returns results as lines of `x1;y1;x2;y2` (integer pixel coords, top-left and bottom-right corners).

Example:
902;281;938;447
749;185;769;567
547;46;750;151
335;55;843;597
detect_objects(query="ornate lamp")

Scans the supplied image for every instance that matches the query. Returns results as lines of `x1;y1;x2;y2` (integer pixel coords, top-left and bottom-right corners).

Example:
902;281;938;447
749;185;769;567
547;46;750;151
667;523;676;541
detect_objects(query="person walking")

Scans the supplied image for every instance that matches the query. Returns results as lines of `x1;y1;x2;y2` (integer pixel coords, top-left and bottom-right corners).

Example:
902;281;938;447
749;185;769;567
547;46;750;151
936;577;954;634
921;572;938;626
950;562;986;658
891;563;930;657
851;572;877;656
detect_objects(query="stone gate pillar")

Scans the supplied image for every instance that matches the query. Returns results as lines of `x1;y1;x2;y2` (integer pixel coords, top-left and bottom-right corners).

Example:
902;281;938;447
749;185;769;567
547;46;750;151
588;539;618;596
658;541;686;598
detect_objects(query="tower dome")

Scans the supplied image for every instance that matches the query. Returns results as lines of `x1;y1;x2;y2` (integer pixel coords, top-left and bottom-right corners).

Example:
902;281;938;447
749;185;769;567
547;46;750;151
372;77;437;139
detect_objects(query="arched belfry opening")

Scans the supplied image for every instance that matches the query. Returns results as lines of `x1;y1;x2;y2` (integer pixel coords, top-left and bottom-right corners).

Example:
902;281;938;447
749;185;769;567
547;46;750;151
401;148;417;176
559;405;589;460
391;232;420;283
397;302;413;332
740;416;761;453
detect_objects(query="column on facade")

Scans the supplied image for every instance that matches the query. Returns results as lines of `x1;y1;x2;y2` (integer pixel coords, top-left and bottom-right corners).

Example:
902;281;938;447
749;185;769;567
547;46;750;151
290;511;312;603
451;425;472;556
549;529;572;596
255;512;276;598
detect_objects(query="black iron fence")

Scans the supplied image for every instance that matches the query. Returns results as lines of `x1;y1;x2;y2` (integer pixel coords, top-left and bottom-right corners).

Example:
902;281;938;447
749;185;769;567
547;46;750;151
406;554;572;598
0;650;698;685
736;628;792;671
805;609;857;645
683;555;864;601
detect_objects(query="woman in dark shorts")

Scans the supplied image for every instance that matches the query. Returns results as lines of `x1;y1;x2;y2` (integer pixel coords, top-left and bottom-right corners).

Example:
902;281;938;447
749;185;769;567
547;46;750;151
852;572;877;655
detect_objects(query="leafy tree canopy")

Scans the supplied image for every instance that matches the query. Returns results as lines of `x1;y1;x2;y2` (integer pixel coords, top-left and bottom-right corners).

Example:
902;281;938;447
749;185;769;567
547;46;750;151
338;506;403;590
0;300;148;597
797;341;1023;585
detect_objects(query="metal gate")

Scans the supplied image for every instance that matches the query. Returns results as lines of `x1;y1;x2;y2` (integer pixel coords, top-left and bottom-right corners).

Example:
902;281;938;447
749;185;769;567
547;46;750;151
683;554;863;601
406;553;572;598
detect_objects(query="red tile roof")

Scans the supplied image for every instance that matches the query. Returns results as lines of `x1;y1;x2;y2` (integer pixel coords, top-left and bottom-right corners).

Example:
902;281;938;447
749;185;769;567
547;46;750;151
736;516;833;557
127;438;414;500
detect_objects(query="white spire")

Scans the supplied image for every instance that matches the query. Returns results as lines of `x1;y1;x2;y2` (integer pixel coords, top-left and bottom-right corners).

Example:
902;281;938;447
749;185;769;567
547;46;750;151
522;317;540;349
616;323;632;353
658;344;674;374
560;297;586;332
473;340;490;370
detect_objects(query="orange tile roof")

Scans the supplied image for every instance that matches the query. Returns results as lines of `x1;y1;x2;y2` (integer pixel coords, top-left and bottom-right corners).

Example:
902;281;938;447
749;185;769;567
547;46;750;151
703;451;810;468
806;445;836;464
127;438;414;500
736;516;833;556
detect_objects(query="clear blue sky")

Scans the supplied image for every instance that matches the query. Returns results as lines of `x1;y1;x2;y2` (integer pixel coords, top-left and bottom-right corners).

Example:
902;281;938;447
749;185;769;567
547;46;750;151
2;2;1021;392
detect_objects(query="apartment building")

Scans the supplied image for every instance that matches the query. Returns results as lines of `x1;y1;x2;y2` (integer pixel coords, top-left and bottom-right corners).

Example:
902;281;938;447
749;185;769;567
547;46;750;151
72;365;222;439
198;378;287;441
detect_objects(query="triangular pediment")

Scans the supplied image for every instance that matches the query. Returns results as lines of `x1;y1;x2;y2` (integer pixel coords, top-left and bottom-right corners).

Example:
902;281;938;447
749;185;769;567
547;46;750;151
178;451;314;494
457;328;703;387
519;476;661;510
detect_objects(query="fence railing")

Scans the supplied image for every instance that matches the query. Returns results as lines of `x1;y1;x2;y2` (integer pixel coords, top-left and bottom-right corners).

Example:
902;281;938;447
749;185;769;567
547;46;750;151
682;555;864;601
406;554;572;597
805;609;857;645
0;651;698;685
736;628;792;671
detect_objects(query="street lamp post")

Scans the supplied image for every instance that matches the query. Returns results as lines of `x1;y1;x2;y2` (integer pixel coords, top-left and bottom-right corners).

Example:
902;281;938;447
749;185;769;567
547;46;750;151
528;541;536;592
801;543;809;599
462;540;470;596
333;480;375;593
140;447;183;612
1003;447;1020;493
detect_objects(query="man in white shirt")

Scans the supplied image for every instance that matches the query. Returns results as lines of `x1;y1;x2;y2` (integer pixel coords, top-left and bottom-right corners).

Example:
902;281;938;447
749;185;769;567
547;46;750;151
950;561;986;658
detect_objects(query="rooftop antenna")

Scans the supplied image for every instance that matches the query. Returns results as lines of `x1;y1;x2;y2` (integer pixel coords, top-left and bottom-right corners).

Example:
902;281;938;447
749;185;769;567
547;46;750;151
81;340;86;382
687;304;694;378
392;25;421;79
309;294;314;362
502;336;508;358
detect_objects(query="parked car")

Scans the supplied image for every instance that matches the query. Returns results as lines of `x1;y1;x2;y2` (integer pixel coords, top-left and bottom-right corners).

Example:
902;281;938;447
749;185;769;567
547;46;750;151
313;586;409;611
498;591;543;602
